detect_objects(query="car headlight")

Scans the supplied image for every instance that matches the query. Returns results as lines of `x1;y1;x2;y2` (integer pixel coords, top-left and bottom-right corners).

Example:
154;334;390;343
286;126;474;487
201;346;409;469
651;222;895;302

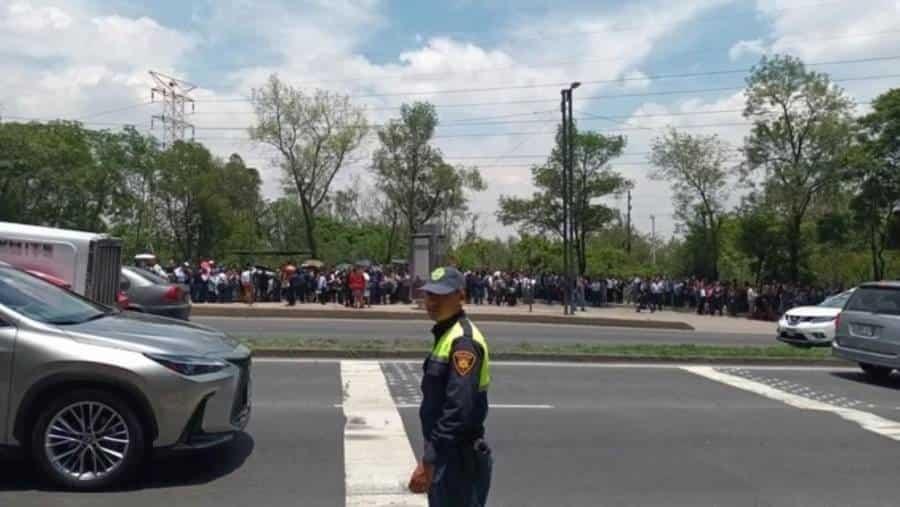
808;316;836;324
145;354;228;376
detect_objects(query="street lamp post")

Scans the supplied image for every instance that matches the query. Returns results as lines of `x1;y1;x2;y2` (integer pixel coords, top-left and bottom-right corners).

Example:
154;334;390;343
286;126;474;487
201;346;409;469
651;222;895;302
560;90;570;315
568;82;579;314
560;82;581;315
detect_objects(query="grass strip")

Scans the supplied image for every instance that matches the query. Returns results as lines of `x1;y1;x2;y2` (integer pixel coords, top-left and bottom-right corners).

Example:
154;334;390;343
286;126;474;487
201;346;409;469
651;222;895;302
239;337;833;360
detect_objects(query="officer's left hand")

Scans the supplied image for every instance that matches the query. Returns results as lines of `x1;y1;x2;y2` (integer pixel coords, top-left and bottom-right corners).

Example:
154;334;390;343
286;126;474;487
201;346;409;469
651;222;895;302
408;461;433;494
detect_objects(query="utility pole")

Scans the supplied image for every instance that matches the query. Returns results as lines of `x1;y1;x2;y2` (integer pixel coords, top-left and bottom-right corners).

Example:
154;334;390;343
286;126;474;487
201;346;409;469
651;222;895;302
560;90;570;315
650;214;657;266
567;83;578;315
559;82;581;315
149;70;196;149
625;189;632;254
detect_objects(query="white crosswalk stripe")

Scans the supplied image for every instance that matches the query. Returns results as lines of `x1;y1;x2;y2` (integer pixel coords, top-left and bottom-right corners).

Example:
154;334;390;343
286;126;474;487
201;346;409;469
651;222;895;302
685;366;900;442
341;361;426;506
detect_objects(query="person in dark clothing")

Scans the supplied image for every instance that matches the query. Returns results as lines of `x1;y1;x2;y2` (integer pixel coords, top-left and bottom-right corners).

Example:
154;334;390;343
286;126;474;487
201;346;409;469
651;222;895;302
409;267;492;507
286;270;300;306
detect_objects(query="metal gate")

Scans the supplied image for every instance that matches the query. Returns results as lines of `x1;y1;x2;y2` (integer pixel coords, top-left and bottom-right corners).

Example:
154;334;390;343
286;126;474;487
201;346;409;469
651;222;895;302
85;238;122;306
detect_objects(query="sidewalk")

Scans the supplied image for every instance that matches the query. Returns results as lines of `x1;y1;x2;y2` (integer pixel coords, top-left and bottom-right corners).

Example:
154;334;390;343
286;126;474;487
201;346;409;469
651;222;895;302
192;301;777;335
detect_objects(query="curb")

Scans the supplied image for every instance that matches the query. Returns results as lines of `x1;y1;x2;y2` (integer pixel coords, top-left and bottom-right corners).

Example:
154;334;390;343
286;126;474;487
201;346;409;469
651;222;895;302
192;306;695;331
249;348;847;366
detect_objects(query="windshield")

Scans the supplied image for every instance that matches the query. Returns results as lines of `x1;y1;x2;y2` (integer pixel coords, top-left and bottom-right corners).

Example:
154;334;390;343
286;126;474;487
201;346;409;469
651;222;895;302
845;287;900;316
0;267;110;325
124;266;170;285
819;290;853;309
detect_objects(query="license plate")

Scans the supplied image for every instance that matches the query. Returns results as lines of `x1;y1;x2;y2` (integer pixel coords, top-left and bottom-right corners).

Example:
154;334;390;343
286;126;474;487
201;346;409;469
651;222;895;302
851;324;876;338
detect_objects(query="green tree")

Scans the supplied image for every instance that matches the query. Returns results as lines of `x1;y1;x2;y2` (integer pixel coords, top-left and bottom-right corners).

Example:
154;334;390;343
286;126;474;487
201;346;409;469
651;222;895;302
109;127;163;256
851;88;900;280
156;141;228;262
217;154;267;257
250;74;368;257
734;198;786;285
741;54;855;283
371;102;485;263
649;129;731;280
498;126;629;275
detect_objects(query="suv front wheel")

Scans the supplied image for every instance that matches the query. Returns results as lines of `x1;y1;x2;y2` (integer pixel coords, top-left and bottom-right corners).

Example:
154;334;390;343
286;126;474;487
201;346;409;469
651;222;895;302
31;389;146;490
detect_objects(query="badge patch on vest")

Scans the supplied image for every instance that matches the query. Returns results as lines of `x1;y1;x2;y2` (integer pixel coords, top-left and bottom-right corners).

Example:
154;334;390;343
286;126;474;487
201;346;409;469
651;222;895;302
453;350;476;376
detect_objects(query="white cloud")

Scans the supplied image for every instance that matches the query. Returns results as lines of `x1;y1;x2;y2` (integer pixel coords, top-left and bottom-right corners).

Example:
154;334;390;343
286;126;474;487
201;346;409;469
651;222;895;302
0;0;741;240
183;0;732;238
757;0;900;61
729;39;766;61
0;0;194;120
621;70;652;90
743;0;900;121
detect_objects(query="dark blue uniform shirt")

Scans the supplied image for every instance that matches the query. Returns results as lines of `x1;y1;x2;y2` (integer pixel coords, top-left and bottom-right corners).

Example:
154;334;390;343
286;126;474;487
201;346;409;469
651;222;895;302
420;311;489;465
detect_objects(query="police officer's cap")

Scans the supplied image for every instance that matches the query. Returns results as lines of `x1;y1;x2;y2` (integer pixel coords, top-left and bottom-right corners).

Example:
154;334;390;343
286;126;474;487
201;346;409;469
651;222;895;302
421;266;465;295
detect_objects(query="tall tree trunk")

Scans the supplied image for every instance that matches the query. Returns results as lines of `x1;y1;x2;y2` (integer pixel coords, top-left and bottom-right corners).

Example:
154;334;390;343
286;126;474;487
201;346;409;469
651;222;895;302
407;218;417;277
787;217;802;284
578;229;586;276
710;221;720;281
300;197;318;258
870;220;885;280
384;212;398;265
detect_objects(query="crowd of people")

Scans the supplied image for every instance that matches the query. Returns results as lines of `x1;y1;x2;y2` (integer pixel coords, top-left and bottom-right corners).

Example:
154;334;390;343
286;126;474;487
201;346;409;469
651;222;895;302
622;276;845;319
139;257;845;320
456;272;846;321
144;258;418;308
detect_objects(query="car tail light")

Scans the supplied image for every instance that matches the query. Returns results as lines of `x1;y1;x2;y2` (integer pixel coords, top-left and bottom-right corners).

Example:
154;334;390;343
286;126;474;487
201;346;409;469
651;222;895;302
164;285;183;301
835;312;841;331
116;291;131;310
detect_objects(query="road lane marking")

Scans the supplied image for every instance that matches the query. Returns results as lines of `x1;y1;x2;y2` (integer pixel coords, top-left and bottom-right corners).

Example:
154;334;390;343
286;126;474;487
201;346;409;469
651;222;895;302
334;403;554;409
395;404;554;409
683;366;900;442
340;361;426;506
256;358;857;371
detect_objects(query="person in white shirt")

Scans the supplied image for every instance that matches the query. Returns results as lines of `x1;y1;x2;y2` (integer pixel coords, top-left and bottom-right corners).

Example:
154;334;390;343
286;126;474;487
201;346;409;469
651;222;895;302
317;273;328;304
650;278;663;312
175;264;188;284
363;270;371;307
240;265;254;305
154;264;166;278
214;270;228;303
747;285;758;316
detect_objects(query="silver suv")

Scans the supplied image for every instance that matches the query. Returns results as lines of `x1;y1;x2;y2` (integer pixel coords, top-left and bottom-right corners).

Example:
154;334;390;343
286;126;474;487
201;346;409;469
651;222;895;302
0;263;251;490
833;281;900;381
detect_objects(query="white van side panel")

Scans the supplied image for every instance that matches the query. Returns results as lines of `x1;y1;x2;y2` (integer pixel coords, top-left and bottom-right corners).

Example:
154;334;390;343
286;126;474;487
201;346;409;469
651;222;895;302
0;239;85;293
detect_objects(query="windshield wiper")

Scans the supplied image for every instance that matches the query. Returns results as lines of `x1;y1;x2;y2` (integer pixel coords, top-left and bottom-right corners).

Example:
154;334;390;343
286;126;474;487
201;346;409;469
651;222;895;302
50;313;108;326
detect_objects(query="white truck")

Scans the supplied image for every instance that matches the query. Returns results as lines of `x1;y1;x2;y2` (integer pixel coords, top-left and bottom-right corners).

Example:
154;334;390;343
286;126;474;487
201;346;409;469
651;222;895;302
0;222;123;306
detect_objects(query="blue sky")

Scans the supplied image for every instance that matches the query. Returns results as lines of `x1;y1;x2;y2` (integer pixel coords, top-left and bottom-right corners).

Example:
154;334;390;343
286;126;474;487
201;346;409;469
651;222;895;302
2;0;899;240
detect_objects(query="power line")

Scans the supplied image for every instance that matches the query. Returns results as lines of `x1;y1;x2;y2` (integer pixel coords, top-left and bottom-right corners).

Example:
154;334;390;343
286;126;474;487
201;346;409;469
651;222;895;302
182;113;863;139
185;76;896;114
444;102;874;126
192;57;900;104
6;71;893;134
76;100;154;121
444;149;744;160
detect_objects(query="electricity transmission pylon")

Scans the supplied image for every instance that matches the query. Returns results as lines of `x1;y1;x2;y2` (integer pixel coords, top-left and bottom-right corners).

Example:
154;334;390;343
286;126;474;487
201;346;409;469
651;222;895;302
149;70;196;148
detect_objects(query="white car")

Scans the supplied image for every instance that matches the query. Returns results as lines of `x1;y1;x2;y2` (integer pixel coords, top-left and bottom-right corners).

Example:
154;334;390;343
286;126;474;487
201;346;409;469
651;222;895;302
777;289;855;347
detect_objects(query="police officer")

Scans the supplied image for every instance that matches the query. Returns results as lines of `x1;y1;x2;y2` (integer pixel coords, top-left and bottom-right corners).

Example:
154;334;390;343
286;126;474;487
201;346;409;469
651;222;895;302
409;266;493;507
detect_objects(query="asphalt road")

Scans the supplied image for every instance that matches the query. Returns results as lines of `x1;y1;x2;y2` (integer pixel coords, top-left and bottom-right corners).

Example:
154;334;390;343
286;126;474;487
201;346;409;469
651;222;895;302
193;317;775;347
5;360;900;506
